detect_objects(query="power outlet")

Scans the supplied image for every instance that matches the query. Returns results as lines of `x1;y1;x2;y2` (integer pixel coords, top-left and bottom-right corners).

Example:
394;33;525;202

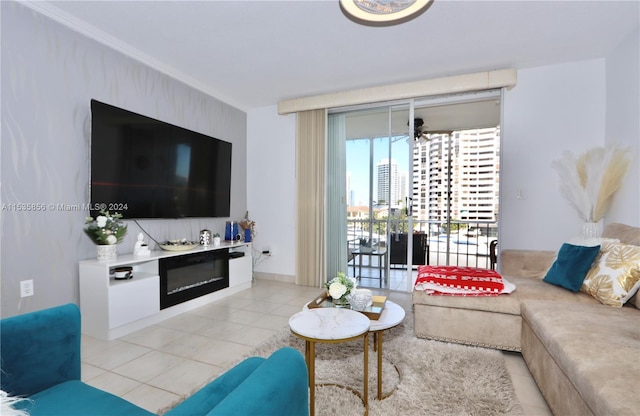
20;280;34;297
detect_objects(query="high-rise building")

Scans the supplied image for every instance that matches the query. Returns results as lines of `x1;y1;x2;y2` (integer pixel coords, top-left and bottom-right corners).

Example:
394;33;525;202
412;127;500;226
376;158;400;206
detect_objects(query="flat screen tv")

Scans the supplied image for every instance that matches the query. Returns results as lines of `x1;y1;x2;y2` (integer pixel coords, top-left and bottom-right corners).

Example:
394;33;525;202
90;99;232;219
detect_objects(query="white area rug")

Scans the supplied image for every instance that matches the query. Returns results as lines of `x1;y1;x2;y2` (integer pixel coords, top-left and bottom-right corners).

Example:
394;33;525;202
249;313;524;416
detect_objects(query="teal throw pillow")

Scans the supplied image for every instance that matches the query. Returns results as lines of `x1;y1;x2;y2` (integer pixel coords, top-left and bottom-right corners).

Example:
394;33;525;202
543;243;601;292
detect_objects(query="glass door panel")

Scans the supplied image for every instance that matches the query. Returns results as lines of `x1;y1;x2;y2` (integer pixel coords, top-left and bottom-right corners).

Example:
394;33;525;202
387;105;415;291
343;105;415;290
345;108;386;288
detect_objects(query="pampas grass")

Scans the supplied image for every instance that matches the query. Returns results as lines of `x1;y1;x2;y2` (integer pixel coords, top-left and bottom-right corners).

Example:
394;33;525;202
552;145;630;222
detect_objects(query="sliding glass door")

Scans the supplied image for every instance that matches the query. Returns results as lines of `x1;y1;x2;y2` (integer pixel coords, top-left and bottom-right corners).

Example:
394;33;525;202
328;90;502;292
329;103;416;291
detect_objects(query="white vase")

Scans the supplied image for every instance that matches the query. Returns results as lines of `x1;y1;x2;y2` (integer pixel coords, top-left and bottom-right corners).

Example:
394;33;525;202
580;222;601;239
97;244;117;262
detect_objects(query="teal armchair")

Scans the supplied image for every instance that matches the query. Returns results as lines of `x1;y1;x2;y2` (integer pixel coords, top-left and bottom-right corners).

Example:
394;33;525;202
1;304;308;416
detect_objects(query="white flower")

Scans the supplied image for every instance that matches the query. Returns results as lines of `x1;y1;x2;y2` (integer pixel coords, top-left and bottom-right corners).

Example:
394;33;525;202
96;216;108;228
105;235;117;245
329;282;347;299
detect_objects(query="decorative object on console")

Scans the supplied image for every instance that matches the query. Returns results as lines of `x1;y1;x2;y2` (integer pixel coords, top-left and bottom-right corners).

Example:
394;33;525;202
159;239;199;251
551;144;631;238
581;240;640;307
213;233;221;247
239;211;255;242
326;272;356;307
225;221;240;241
199;229;212;246
113;266;133;280
96;245;117;262
133;232;150;257
84;210;127;261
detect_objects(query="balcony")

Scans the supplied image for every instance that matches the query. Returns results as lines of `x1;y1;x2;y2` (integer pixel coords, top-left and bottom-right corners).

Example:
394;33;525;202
347;218;498;290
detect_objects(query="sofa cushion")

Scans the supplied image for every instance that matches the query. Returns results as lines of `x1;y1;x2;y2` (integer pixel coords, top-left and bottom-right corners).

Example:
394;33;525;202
521;300;640;416
500;250;556;278
16;380;154;416
166;347;308;416
602;222;640;245
165;357;265;416
543;243;600;291
582;242;640;307
205;347;308;416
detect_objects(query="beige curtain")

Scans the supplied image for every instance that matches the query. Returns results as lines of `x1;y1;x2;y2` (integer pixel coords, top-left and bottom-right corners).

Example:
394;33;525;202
295;109;327;287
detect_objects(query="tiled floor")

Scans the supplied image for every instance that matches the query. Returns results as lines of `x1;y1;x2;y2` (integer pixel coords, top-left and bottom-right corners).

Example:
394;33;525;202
81;279;551;415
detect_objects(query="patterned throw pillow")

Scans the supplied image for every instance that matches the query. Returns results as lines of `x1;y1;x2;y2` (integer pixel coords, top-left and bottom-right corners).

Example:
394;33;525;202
581;241;640;307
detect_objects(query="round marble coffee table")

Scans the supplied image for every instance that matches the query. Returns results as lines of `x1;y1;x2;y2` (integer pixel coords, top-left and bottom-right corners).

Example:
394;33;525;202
369;300;406;399
289;307;370;416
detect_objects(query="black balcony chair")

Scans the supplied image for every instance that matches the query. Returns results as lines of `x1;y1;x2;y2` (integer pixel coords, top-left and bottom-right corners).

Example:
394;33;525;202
390;233;429;267
489;239;498;270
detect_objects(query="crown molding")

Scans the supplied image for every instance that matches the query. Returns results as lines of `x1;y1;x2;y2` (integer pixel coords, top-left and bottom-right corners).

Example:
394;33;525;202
21;1;247;112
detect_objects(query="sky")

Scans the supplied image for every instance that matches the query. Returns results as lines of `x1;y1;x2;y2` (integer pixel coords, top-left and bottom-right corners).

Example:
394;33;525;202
346;135;410;206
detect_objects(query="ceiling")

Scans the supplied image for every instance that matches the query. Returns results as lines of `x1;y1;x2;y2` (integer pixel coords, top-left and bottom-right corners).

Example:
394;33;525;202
34;1;639;112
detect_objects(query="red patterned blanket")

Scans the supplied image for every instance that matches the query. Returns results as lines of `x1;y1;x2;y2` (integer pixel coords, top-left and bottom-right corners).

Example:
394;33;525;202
414;265;515;296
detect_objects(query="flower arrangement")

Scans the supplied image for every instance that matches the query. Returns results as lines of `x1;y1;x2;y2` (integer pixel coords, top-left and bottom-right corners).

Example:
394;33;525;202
84;210;127;245
325;272;357;304
239;211;255;235
552;145;630;223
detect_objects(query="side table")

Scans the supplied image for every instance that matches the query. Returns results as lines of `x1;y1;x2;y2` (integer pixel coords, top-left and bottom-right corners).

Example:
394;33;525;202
368;301;406;399
351;248;387;287
289;308;371;416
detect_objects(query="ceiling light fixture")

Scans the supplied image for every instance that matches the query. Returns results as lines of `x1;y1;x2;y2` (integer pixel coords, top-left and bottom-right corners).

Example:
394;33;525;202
339;0;434;26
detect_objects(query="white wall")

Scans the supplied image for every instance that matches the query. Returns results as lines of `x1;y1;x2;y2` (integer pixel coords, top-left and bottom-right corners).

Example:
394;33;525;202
605;28;640;226
501;59;606;250
1;2;247;316
247;105;297;279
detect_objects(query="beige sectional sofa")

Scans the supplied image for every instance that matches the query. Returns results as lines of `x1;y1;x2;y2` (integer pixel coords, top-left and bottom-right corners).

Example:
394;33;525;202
413;223;640;415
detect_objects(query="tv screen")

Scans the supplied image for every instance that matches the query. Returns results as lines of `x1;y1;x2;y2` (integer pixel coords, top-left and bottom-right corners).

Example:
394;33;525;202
90;99;232;219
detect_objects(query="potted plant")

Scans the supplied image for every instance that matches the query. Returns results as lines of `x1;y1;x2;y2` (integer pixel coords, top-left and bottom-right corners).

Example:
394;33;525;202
212;233;221;247
84;210;127;261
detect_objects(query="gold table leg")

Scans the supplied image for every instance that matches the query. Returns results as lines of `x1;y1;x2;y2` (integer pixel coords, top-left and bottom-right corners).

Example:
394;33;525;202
305;340;316;416
363;332;369;416
301;332;369;416
377;331;383;399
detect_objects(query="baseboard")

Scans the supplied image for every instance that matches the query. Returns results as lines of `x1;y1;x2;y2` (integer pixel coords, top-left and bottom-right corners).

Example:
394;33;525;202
254;271;295;284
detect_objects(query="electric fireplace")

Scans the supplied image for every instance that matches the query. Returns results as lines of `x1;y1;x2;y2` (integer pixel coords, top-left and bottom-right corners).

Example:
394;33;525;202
159;250;229;309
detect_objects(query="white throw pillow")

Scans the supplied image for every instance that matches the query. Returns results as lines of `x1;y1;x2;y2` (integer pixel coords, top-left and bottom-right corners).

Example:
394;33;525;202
581;241;640;307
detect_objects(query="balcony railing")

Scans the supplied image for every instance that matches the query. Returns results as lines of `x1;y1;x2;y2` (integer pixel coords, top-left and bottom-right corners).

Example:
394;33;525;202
347;218;498;269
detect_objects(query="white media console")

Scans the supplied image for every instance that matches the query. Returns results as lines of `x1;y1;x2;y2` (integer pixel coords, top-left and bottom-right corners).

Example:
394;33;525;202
79;242;252;340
